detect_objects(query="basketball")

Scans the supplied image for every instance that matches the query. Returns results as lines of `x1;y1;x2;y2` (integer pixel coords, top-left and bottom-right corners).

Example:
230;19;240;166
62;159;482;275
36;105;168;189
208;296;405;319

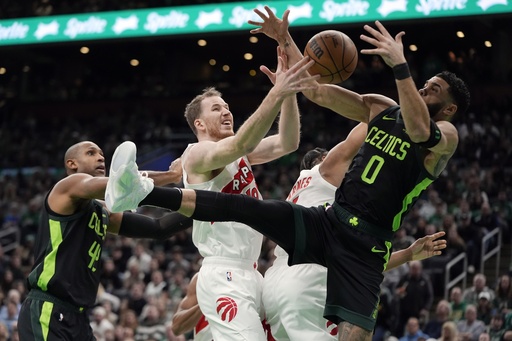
304;30;358;84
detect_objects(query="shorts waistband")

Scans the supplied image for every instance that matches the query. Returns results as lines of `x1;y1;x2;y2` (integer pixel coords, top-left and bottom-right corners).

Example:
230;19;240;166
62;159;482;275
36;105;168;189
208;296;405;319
28;289;86;313
202;256;258;270
331;203;393;241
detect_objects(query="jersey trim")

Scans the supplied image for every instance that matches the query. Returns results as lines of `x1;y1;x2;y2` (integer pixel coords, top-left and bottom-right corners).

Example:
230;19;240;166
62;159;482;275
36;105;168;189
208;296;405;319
37;219;63;291
392;177;434;231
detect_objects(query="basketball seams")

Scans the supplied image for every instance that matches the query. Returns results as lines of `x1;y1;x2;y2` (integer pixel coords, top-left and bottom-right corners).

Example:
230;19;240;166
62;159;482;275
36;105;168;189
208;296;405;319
304;30;358;84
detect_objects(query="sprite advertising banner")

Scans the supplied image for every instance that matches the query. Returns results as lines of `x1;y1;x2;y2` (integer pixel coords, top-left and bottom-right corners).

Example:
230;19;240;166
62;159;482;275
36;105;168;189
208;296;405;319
0;0;510;46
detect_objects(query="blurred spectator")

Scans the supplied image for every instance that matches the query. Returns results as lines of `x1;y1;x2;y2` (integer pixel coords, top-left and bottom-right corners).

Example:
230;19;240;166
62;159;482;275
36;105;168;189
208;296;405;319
396;261;434;336
90;305;115;341
457;304;487;341
476;291;494;325
123;281;147;317
134;303;166;341
0;322;9;341
463;274;496;306
126;241;152;276
399;317;430;341
493;274;512;315
486;312;506;341
449;286;467;322
99;258;123;296
424;300;451;339
144;269;169;301
438;321;459;341
117;309;139;338
393;228;415;251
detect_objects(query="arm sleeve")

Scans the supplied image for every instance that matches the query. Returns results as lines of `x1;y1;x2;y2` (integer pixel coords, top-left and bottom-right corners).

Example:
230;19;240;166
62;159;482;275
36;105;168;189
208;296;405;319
118;211;192;240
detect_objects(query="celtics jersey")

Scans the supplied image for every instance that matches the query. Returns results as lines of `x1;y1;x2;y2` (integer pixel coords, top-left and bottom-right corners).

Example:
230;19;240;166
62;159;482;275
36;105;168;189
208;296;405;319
335;106;436;232
27;190;108;308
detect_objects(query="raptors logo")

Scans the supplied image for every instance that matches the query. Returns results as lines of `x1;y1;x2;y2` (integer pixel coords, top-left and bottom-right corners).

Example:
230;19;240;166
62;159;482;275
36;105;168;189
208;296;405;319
216;297;238;322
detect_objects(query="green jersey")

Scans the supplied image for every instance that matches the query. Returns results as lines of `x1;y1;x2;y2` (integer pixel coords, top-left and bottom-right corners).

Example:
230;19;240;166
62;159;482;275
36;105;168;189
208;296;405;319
335;106;436;232
27;191;108;308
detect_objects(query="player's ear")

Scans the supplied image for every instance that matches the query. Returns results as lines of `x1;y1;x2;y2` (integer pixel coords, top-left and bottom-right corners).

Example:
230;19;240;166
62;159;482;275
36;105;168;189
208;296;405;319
194;118;205;132
443;103;457;117
66;158;78;171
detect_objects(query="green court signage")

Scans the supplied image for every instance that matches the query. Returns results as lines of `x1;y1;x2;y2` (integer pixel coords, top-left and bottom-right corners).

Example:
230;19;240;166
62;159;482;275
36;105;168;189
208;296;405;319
0;0;510;46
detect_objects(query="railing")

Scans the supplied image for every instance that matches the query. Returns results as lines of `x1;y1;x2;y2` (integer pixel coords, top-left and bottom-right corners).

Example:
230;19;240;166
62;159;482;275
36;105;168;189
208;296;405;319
444;252;467;300
443;227;502;300
0;226;21;253
480;227;501;282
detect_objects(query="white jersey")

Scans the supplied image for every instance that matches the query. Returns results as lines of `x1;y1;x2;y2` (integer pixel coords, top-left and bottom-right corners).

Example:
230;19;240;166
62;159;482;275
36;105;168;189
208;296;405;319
263;164;338;341
273;165;336;260
183;145;264;262
183;145;267;341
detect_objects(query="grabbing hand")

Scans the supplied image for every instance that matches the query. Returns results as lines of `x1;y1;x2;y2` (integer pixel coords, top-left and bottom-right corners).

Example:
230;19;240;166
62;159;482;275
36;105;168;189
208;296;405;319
409;231;447;261
360;20;407;68
261;46;319;98
248;6;290;44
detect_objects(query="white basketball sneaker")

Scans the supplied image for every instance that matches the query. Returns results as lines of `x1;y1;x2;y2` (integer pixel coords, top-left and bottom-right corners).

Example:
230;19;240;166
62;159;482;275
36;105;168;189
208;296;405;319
105;141;154;213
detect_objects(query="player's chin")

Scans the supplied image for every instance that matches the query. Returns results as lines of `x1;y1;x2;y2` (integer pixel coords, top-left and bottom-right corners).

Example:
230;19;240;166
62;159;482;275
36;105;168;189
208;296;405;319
95;168;106;176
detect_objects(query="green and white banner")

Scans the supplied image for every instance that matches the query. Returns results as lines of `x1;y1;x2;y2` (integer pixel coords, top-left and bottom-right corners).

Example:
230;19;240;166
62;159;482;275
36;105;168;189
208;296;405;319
0;0;510;46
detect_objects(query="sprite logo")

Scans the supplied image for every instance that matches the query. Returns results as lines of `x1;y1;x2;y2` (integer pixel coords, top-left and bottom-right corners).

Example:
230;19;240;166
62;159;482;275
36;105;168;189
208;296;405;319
349;217;358;226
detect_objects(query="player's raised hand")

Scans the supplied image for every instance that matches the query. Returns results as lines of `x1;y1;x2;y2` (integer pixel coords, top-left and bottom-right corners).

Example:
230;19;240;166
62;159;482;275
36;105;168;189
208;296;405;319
261;47;319;97
360;20;407;68
248;5;290;42
410;231;447;261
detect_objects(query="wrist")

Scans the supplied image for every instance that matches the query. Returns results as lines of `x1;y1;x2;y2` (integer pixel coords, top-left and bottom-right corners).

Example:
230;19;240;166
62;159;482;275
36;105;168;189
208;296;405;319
392;63;411;80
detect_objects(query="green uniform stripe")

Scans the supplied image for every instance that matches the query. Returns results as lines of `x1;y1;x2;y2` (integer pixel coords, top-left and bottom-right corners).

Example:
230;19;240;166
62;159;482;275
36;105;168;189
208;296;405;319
392;177;433;231
37;219;63;290
40;301;53;341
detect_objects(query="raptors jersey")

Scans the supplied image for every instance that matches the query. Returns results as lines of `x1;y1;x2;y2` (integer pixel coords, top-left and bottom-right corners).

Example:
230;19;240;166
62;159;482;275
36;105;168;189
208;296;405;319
264;164;338;340
274;165;337;260
183;146;264;261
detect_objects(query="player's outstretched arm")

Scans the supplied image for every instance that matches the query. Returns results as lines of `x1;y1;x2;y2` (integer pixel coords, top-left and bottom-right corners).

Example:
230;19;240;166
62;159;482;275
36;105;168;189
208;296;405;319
360;21;430;141
385;231;447;271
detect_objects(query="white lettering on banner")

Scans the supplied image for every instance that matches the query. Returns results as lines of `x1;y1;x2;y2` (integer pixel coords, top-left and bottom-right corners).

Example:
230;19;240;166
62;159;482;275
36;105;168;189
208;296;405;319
377;0;408;17
319;0;370;22
112;15;139;35
0;22;29;40
34;21;59;40
195;9;223;29
477;0;508;11
287;3;313;22
144;11;189;33
416;0;467;15
229;5;277;28
64;17;107;39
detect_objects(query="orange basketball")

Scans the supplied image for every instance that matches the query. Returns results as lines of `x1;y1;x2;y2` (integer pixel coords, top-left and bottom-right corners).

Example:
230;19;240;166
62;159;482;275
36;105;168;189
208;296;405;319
304;30;358;84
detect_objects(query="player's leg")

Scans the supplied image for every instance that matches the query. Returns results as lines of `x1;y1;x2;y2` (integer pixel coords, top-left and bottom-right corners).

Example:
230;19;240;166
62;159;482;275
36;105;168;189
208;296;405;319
18;297;95;341
264;263;336;341
139;187;300;253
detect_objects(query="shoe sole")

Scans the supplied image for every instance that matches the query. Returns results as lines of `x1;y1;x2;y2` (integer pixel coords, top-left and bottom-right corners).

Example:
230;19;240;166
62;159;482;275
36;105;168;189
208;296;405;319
106;141;137;212
110;141;137;174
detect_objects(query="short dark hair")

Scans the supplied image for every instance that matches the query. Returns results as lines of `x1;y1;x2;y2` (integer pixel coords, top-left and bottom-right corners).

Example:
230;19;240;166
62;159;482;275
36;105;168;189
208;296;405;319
300;148;328;171
436;71;471;115
184;87;222;136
